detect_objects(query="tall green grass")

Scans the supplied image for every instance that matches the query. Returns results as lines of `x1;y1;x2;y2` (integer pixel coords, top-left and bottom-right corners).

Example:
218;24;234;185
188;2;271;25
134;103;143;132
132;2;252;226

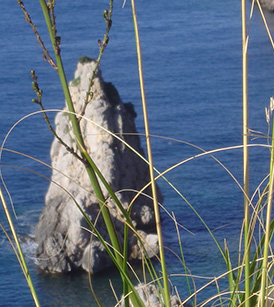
2;0;274;306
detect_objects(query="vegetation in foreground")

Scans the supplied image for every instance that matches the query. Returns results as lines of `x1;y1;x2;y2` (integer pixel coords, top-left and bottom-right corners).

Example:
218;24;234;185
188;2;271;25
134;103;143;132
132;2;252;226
1;0;274;306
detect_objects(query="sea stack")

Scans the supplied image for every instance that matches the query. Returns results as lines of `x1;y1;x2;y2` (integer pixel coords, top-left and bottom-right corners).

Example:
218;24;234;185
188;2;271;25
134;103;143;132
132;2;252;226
35;57;162;273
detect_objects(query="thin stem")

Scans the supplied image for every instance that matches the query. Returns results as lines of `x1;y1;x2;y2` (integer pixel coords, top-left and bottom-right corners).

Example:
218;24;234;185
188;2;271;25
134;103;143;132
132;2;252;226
259;106;274;306
38;0;123;268
130;1;171;306
242;0;250;305
30;70;84;162
38;2;146;305
0;186;40;306
80;1;113;120
16;0;57;69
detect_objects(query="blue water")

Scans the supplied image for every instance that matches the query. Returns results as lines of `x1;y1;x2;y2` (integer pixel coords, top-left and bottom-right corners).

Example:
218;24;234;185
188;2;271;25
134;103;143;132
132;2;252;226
1;0;274;306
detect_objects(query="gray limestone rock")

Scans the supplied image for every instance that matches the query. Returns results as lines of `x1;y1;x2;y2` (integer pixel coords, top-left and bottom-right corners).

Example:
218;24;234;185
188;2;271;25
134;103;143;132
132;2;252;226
35;57;162;273
258;0;274;10
120;283;182;307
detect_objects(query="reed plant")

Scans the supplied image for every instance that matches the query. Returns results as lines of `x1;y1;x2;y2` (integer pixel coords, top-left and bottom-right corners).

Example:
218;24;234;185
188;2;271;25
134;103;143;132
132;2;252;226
2;0;274;306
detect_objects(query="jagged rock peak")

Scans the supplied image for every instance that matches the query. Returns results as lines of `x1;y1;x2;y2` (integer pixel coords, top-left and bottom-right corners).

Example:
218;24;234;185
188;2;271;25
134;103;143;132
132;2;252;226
35;57;162;273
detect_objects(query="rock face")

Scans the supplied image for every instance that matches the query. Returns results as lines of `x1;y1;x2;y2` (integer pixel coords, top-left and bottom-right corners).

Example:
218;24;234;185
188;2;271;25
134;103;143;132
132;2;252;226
35;57;162;273
120;283;182;307
258;0;274;10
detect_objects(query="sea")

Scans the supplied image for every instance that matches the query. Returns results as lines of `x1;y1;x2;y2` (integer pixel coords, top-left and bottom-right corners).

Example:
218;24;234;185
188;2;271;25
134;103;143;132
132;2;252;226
1;0;274;306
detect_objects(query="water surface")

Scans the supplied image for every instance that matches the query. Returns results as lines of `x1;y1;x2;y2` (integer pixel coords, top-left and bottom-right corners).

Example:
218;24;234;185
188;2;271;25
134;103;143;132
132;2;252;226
1;0;274;305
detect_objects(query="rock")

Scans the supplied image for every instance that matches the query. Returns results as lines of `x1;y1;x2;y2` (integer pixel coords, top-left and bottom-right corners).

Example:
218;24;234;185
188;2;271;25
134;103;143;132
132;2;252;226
120;283;182;307
35;57;163;273
128;230;158;260
257;0;274;10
